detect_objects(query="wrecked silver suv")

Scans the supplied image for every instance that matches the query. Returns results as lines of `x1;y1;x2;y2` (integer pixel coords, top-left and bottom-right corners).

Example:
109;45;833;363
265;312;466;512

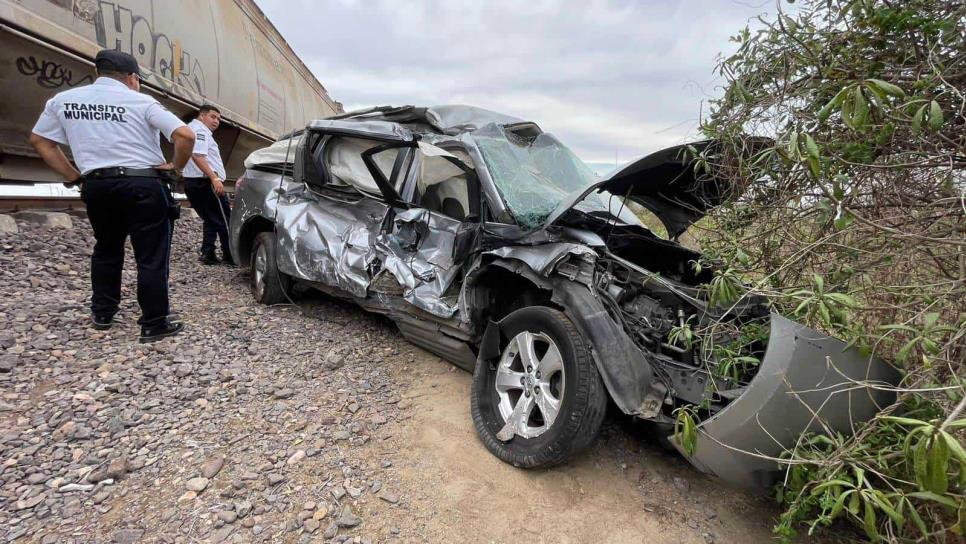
229;105;898;487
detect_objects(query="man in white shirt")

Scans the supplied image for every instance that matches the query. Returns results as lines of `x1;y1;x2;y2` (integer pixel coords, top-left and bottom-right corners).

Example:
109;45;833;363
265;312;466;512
183;105;233;265
29;49;195;343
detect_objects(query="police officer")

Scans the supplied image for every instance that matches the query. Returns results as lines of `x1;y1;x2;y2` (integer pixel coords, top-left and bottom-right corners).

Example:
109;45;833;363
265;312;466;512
29;49;196;343
183;105;233;265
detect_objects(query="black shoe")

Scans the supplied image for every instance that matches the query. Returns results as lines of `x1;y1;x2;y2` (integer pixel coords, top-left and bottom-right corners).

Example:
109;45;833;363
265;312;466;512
139;321;185;343
91;314;113;330
221;251;235;266
200;251;219;265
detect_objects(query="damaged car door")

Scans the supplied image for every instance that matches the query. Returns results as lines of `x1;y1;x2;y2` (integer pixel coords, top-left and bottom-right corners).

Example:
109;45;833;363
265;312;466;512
374;142;481;319
271;120;416;299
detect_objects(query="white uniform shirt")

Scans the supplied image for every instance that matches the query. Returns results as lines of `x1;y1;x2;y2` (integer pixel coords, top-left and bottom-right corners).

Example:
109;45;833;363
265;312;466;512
31;77;185;174
182;119;226;179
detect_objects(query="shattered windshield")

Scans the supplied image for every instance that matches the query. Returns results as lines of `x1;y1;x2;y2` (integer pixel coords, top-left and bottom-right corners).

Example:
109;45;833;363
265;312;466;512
473;124;606;229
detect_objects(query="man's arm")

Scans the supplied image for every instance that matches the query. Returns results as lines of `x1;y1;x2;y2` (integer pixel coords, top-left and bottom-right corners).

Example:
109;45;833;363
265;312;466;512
169;126;196;171
29;133;81;186
189;153;225;195
145;101;194;173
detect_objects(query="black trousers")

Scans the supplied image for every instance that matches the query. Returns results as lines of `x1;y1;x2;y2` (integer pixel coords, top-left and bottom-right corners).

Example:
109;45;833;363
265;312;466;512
183;178;230;254
81;176;174;327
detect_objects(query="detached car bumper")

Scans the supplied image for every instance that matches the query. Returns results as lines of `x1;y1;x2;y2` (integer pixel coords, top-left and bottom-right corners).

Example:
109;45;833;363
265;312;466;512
672;314;900;488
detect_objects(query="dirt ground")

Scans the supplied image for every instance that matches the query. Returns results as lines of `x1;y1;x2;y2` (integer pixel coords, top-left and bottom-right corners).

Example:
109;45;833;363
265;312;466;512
373;346;782;544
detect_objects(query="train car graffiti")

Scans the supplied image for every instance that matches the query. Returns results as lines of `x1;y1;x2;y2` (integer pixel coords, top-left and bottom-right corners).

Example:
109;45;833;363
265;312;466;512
93;1;206;95
16;55;94;89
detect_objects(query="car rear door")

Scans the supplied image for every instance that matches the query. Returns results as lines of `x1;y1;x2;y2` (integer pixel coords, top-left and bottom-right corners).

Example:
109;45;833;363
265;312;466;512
272;121;417;298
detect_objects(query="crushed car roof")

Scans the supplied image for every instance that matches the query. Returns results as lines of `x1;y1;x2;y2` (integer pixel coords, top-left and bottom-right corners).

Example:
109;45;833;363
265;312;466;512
329;105;530;136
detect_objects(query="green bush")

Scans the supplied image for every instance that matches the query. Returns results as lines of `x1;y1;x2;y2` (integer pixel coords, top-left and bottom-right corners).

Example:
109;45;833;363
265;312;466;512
696;0;965;540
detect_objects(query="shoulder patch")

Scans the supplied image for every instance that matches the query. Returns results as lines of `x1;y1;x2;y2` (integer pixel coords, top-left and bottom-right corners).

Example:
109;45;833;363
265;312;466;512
196;133;207;141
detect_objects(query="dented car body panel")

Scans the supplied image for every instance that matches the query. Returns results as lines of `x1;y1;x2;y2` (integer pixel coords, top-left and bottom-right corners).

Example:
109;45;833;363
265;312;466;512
229;104;899;487
672;315;900;487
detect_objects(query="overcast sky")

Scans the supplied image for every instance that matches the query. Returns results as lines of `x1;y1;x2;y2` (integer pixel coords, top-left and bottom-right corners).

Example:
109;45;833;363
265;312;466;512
256;0;778;170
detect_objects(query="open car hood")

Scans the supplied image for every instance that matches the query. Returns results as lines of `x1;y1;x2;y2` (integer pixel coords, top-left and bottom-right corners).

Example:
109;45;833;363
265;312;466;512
545;140;723;238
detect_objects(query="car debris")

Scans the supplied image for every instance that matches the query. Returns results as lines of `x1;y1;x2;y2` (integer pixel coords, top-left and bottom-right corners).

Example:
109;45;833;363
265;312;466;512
230;105;899;487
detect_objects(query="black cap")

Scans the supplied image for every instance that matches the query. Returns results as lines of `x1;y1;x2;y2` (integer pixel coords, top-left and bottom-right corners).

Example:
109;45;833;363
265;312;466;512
94;49;142;77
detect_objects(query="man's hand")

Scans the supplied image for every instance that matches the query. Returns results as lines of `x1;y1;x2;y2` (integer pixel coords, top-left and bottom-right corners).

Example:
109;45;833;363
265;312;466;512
29;133;81;186
155;162;181;183
211;176;225;196
63;174;84;189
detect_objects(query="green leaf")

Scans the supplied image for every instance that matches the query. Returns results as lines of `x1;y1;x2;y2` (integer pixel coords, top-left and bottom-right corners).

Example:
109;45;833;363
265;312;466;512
787;132;800;159
866;78;905;97
812;479;856;494
825;292;857;307
907;491;959;509
939;430;966;464
906;498;928;535
848;489;861;514
926;434;950;494
879;324;918;333
880;416;931;427
834;211;854;231
830;489;852;519
818;303;832;326
841;90;856;128
914;434;929;489
852;87;869;130
807;157;821;178
804;134;820;160
928;100;944;130
818;88;849;122
898;338;919;362
875;122;895;146
869;491;904;527
912;104;926;134
862;498;878;540
812;274;824;292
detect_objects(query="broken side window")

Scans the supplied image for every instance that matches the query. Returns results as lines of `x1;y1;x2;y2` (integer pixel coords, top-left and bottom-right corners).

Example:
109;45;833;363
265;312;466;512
412;142;478;221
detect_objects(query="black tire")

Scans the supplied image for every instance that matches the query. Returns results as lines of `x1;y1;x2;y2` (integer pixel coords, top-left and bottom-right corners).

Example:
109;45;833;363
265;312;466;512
471;306;607;468
250;232;291;305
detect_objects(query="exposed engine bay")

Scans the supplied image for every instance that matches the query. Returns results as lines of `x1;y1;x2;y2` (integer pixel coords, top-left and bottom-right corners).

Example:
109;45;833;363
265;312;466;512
553;209;773;419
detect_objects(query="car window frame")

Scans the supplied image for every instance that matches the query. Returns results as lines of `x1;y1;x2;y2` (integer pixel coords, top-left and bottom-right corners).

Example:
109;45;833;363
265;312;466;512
295;125;418;205
400;142;483;224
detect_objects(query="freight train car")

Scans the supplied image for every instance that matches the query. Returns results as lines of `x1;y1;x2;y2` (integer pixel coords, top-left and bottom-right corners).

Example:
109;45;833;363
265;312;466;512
0;0;342;187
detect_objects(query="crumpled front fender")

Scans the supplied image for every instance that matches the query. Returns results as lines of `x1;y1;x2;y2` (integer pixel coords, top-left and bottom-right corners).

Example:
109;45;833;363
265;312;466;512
673;314;901;488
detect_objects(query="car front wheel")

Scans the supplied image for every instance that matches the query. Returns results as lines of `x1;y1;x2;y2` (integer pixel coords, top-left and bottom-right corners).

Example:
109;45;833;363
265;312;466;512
471;306;607;468
250;231;291;305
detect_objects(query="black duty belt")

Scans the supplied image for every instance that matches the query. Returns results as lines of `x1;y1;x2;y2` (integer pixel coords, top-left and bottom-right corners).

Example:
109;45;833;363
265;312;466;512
85;167;167;179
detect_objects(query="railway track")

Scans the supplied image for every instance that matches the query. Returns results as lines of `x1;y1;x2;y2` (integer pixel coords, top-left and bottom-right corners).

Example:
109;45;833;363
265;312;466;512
0;196;207;213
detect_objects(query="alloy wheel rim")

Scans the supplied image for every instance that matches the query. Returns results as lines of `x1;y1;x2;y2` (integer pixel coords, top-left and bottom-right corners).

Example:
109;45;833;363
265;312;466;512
494;331;565;439
253;244;267;299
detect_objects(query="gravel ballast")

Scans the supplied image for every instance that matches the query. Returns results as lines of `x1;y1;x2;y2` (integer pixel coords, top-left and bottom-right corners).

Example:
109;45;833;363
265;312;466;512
1;215;412;543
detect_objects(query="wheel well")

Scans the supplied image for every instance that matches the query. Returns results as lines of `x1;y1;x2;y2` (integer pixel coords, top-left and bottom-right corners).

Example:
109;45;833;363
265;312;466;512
466;264;554;330
237;216;275;267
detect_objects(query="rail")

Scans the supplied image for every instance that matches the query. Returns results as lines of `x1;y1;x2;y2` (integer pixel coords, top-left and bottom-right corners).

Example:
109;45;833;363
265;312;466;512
0;180;235;212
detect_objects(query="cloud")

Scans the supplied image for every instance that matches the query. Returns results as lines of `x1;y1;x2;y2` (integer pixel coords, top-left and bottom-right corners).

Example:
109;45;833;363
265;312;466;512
256;0;775;162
